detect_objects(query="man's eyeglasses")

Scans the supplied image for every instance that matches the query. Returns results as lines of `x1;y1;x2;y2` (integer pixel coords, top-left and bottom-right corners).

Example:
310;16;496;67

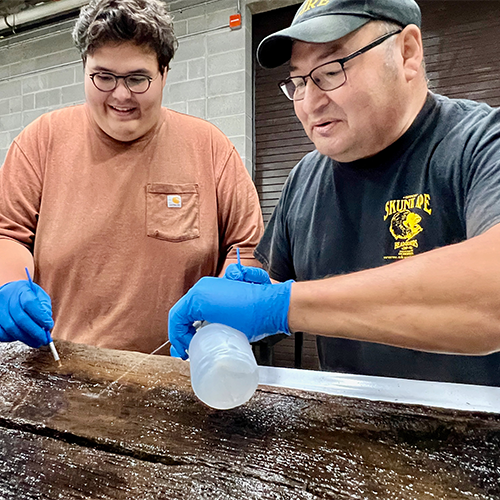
279;29;402;101
88;72;157;94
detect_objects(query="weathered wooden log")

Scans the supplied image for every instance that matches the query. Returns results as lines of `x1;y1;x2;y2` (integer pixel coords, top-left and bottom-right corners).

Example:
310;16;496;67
0;340;499;499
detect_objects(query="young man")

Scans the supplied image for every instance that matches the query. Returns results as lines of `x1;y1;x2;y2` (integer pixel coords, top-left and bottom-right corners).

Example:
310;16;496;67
168;0;500;385
0;0;263;354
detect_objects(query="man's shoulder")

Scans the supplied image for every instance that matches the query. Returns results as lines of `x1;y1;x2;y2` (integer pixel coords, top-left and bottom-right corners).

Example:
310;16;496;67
288;150;332;183
39;104;86;123
433;92;493;111
274;150;333;208
15;105;86;141
428;93;500;156
161;107;232;144
432;93;498;128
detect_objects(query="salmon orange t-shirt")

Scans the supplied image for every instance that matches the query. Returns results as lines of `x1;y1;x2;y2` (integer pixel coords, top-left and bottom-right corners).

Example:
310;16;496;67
0;104;263;353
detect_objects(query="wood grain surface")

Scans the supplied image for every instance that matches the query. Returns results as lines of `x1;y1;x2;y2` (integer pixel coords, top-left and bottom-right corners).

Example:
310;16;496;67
0;341;499;499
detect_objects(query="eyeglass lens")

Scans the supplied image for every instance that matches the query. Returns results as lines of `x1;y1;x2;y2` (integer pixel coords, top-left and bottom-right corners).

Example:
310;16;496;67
281;61;345;100
92;73;151;93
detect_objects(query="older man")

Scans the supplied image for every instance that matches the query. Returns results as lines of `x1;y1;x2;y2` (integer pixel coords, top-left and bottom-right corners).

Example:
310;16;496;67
0;0;263;354
169;0;500;385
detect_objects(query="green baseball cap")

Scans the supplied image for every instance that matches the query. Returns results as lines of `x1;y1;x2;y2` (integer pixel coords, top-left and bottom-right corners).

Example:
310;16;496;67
257;0;421;69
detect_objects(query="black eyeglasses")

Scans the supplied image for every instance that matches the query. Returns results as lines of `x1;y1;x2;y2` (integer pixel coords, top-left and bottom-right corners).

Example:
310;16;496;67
279;30;402;101
88;72;157;94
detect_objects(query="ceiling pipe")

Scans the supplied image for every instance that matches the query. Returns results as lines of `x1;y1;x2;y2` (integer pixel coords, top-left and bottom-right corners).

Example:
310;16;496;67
0;0;88;35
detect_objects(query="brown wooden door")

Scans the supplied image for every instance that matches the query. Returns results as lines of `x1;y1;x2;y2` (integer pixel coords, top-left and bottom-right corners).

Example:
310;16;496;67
252;6;316;226
252;6;318;370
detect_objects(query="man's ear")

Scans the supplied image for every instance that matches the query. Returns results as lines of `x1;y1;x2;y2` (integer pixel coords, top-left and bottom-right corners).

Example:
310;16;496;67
161;68;169;88
400;24;424;82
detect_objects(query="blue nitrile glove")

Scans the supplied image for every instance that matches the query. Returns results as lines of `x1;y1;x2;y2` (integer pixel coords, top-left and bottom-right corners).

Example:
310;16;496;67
0;280;54;348
168;276;294;360
224;263;272;284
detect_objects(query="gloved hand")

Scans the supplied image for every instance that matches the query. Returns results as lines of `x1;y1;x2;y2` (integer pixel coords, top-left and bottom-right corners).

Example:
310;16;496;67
223;263;272;284
168;276;293;360
0;280;54;348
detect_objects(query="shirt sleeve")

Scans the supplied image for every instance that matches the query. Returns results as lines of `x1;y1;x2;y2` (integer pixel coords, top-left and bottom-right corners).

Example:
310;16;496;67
254;174;297;282
0;129;43;251
215;145;264;269
464;109;500;238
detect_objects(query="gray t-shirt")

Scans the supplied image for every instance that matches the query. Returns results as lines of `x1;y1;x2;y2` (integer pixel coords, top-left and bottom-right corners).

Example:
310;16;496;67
255;92;500;386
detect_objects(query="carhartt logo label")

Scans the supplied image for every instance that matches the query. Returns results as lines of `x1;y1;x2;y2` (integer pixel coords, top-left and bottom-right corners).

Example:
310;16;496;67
297;0;330;16
383;194;432;260
167;195;182;208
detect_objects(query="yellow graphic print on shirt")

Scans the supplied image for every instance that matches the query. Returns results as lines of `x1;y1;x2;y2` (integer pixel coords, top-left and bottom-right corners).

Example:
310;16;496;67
383;194;432;260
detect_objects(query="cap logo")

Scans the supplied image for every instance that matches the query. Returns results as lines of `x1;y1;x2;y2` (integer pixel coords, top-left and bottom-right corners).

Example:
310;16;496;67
297;0;330;17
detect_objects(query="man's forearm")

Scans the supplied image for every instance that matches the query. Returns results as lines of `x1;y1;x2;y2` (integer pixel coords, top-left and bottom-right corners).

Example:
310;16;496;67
288;224;500;355
0;239;34;286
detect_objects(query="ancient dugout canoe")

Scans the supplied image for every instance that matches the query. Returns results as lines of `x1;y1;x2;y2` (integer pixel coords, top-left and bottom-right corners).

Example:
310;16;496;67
0;340;499;499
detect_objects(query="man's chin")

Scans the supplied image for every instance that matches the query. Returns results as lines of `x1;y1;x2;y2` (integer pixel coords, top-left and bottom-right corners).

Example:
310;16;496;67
104;125;143;143
313;139;363;163
315;144;348;162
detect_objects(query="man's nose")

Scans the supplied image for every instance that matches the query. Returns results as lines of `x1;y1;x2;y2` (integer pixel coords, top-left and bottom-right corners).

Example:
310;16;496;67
111;78;132;99
300;79;330;113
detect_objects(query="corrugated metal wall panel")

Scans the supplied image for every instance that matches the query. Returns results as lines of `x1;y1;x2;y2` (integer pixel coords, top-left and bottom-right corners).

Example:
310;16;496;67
252;1;500;370
421;1;500;106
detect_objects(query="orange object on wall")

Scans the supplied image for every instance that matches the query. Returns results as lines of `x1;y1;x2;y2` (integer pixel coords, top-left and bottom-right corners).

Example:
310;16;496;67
229;14;241;29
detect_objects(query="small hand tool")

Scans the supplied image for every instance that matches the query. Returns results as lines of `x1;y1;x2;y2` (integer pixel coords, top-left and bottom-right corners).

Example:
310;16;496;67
25;268;61;366
236;247;242;272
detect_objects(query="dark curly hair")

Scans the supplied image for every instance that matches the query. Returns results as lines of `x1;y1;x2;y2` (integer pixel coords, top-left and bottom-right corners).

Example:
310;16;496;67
72;0;178;74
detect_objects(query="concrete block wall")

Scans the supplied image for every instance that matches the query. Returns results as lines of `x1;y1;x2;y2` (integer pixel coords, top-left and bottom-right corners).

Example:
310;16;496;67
166;0;253;174
0;19;84;165
0;0;253;175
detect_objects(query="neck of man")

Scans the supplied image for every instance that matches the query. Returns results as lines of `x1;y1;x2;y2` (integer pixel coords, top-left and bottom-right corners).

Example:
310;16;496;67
354;78;429;163
396;78;429;142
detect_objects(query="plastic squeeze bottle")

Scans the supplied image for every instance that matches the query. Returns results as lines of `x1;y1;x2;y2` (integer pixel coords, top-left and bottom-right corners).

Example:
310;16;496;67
188;322;259;410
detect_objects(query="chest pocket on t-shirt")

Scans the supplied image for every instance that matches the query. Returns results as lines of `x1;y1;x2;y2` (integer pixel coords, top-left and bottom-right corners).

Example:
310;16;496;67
146;183;200;242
